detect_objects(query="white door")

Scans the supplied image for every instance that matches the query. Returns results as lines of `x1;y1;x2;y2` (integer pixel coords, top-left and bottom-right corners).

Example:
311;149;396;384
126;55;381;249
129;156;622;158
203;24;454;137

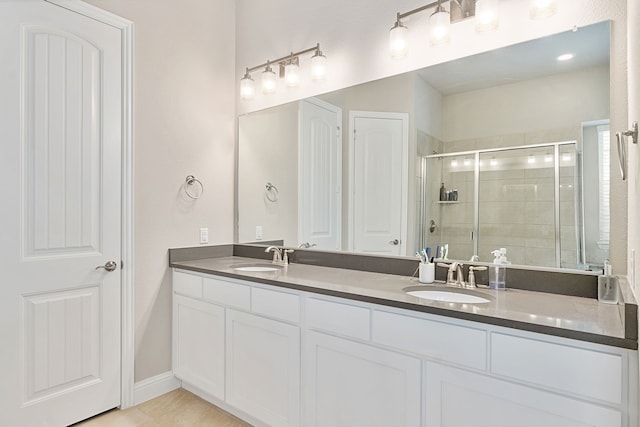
299;98;342;250
304;331;421;427
0;1;123;425
349;112;408;255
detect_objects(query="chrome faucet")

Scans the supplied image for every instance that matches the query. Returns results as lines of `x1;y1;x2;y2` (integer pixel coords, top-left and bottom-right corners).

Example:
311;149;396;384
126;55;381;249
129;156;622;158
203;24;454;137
265;246;294;265
265;246;282;264
437;262;465;287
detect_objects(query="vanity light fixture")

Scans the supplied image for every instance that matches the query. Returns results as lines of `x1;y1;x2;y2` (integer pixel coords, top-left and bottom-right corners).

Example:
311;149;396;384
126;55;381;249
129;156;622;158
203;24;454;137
390;0;559;58
240;43;327;100
261;62;277;94
389;0;499;58
530;0;557;20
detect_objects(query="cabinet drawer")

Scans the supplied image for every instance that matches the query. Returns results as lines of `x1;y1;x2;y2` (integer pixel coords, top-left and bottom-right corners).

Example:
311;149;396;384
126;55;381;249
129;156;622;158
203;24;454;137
372;310;487;371
202;277;250;311
173;270;203;298
491;333;623;404
252;287;300;323
307;297;370;340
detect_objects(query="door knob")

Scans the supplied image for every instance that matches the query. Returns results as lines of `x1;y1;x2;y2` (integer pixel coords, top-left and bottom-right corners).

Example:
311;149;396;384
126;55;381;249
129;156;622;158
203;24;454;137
96;261;118;272
389;239;399;245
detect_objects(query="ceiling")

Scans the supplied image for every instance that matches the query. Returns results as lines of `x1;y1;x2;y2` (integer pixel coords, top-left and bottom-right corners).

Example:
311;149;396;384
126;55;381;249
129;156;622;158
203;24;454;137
417;21;610;95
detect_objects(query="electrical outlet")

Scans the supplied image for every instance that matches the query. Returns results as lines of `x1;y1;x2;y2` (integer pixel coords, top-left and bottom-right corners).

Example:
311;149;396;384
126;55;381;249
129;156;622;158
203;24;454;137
255;225;263;240
199;227;209;244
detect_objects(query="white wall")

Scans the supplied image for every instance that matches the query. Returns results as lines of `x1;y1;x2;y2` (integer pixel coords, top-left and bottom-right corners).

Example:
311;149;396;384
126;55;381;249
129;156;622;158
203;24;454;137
84;0;236;382
628;0;640;294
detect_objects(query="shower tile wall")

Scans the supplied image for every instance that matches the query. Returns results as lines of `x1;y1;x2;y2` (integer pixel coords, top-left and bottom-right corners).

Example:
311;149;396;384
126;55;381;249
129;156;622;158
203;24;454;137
431;126;580;268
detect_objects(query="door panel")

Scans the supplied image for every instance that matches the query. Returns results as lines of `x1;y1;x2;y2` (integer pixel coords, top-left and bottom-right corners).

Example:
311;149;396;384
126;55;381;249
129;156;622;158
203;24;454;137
0;1;122;425
351;113;407;255
299;99;342;250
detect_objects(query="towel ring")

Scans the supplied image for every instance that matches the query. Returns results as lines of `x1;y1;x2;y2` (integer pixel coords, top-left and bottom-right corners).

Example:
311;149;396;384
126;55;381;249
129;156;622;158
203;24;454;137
265;182;279;202
185;175;204;199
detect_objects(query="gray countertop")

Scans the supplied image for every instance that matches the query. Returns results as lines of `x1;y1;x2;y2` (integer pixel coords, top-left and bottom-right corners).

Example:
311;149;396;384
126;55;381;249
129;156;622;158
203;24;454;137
171;255;637;350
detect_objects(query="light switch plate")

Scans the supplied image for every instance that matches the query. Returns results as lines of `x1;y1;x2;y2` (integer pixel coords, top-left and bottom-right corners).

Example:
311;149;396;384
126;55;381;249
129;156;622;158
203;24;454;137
255;225;263;240
200;227;209;244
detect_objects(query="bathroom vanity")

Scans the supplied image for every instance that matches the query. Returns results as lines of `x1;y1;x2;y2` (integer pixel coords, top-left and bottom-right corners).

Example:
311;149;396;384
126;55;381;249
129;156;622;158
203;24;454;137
169;245;638;427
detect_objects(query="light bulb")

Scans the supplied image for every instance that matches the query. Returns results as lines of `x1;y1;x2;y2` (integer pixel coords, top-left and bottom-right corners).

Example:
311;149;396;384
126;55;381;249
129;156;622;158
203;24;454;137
389;21;408;58
475;0;499;32
530;0;557;20
261;65;277;94
430;7;450;45
311;51;327;80
285;62;300;87
240;73;255;100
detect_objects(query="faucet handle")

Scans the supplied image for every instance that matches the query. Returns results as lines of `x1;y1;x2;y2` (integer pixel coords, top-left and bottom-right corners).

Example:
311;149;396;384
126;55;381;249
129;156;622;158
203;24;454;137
467;266;488;288
283;249;294;264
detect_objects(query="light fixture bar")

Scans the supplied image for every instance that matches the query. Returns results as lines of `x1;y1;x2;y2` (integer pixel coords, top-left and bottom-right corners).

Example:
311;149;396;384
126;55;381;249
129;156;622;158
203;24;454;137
244;43;323;74
396;0;474;24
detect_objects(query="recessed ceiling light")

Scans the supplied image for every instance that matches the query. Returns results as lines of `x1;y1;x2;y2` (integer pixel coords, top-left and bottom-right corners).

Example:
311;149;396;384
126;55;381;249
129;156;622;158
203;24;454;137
557;53;574;61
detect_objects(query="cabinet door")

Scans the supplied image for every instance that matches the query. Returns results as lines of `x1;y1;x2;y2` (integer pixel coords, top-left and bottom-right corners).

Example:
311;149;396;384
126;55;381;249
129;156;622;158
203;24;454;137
173;295;225;400
425;362;622;427
304;331;421;427
226;309;300;427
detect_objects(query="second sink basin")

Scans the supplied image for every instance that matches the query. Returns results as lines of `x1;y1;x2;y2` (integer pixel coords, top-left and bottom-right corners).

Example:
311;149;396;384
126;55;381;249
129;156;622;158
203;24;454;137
231;263;284;272
406;289;490;304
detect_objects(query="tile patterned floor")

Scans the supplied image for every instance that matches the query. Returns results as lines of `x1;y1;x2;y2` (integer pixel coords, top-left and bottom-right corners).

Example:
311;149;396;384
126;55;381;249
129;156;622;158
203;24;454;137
74;388;252;426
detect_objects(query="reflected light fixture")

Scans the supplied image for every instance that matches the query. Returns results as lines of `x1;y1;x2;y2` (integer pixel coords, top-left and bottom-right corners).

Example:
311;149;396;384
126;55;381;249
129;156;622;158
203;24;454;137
240;43;327;100
544;154;553;163
557;53;575;61
527;155;536;164
490;157;498;166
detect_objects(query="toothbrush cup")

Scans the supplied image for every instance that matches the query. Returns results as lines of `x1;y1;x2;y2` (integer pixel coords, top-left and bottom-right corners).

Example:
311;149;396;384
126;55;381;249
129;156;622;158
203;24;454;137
419;263;435;284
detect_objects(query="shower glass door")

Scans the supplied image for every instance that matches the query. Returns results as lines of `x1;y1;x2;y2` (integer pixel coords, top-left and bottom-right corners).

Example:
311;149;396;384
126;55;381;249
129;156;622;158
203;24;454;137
478;146;557;266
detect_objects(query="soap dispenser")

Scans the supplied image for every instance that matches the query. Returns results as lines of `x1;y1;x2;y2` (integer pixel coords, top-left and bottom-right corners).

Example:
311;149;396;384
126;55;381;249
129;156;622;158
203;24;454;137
489;248;509;290
598;260;619;304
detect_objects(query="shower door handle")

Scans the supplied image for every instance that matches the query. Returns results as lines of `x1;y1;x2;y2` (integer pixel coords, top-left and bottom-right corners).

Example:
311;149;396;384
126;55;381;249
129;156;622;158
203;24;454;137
616;131;627;181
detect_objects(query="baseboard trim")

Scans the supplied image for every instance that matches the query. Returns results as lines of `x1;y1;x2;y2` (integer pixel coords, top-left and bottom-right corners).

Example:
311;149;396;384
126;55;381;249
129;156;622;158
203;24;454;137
133;371;181;406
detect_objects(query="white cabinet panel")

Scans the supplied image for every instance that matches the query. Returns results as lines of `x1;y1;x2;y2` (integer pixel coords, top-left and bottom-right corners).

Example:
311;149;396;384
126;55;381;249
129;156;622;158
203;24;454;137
203;276;250;310
306;297;370;340
305;331;421;427
491;332;623;404
252;287;300;323
173;295;224;400
173;270;203;299
425;362;621;427
372;310;487;370
226;309;300;427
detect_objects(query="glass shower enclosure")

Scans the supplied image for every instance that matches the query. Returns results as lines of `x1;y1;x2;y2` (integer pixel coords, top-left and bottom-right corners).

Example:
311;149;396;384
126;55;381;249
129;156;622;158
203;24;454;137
419;141;587;269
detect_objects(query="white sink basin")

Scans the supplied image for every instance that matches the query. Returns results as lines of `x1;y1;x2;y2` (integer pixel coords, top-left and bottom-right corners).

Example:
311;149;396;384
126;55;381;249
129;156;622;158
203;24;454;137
406;290;490;304
231;263;283;272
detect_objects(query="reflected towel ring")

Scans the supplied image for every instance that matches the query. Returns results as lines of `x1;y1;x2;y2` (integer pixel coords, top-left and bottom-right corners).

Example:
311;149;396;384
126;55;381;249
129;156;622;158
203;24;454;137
265;182;279;202
185;175;204;199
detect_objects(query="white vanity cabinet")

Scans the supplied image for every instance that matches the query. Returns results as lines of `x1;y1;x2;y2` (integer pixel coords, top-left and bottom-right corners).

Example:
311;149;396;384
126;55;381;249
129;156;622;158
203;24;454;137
425;362;622;427
226;309;300;427
172;268;636;427
172;273;225;400
304;331;421;427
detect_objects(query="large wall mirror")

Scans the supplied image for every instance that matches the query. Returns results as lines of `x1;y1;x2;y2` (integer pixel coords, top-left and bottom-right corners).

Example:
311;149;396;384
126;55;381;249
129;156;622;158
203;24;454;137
237;21;610;271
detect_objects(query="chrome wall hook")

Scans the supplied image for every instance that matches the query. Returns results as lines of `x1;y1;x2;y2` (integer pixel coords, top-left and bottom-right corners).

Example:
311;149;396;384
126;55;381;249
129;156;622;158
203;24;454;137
616;121;638;181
